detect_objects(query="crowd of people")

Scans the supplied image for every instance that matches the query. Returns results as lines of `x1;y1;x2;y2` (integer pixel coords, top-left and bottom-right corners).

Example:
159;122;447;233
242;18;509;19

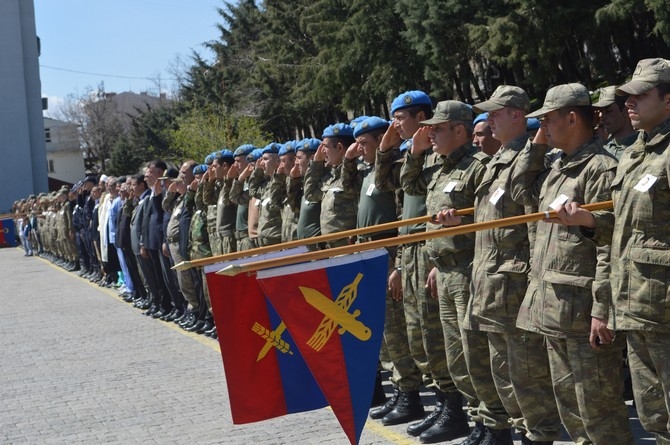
11;57;670;445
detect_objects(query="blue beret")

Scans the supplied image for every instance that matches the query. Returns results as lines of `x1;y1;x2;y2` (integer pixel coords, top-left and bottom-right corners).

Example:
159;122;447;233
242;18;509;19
349;115;370;131
193;164;208;175
473;112;488;125
218;149;235;162
247;148;264;162
399;140;412;152
262;142;281;155
234;144;255;157
352;116;390;138
526;118;541;131
391;90;432;115
297;138;321;152
278;141;297;156
204;154;214;165
322;123;354;139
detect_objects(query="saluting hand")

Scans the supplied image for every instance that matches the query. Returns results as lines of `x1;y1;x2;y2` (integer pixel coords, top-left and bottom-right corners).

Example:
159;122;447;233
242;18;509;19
380;124;401;152
345;142;359;161
411;126;432;155
314;143;327;162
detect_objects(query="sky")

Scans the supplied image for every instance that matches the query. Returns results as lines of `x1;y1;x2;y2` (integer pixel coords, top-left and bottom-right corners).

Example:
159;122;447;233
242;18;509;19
34;0;226;116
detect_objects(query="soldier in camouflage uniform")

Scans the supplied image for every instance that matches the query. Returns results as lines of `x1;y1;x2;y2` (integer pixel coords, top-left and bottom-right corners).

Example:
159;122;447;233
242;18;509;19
592;86;638;160
376;91;456;440
579;58;670;445
514;83;633;445
228;144;256;251
278;141;298;243
401;101;491;444
437;86;562;445
290;138;321;244
203;150;237;256
303;123;358;248
343;116;425;427
249;143;284;247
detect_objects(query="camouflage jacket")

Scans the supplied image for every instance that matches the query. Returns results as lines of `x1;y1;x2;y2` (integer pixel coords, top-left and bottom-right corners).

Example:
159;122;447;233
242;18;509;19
185;184;211;260
468;135;546;332
517;138;617;337
611;118;670;332
249;168;283;243
304;160;358;235
400;143;489;265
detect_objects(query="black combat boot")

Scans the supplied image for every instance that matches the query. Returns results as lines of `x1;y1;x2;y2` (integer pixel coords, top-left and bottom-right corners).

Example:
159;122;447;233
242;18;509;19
407;389;446;436
381;390;424;425
419;391;470;443
480;427;513;445
459;422;486;445
369;387;399;419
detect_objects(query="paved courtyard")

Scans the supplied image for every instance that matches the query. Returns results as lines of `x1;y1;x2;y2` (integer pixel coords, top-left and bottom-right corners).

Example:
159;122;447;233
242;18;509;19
0;248;654;444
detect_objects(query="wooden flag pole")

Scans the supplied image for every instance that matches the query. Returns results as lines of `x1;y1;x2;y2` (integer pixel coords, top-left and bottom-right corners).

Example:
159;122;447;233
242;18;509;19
218;200;613;276
172;207;475;271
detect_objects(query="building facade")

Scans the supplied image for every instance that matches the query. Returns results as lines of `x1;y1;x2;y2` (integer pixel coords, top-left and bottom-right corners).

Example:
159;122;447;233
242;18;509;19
0;0;48;212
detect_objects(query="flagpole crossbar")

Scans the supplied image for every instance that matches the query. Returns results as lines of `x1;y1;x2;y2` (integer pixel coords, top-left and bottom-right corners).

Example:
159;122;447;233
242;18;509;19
216;201;613;276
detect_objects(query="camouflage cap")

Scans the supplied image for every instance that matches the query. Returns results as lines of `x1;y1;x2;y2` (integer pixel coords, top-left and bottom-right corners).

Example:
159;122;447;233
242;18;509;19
527;83;591;118
473;85;530;113
592;86;617;108
420;100;473;125
616;58;670;95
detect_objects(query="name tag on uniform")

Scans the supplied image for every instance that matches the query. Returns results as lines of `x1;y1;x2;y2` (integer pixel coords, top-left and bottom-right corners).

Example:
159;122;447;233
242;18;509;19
366;183;375;196
443;181;458;193
548;193;569;210
634;174;657;192
328;187;343;193
489;187;505;205
261;197;271;207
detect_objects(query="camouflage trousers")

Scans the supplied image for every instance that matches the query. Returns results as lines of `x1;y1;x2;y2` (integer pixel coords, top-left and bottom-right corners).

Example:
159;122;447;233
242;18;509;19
210;231;237;256
383;259;422;391
168;243;200;312
489;330;561;440
627;330;670;445
546;334;634;445
436;266;479;417
462;328;503;427
402;242;451;392
236;231;255;252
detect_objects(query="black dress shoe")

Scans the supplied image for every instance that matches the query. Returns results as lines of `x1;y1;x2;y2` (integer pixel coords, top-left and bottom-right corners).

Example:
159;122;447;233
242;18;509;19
196;320;213;334
160;309;176;321
174;310;189;323
185;319;206;332
143;305;158;316
204;326;217;337
152;309;168;319
179;314;196;328
166;309;182;322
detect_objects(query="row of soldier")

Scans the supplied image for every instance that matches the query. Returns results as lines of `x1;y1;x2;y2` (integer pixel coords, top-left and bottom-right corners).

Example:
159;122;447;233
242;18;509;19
13;57;670;445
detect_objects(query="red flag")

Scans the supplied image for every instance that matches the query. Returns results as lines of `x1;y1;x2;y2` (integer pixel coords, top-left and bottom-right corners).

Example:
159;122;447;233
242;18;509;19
256;249;388;445
204;248;327;424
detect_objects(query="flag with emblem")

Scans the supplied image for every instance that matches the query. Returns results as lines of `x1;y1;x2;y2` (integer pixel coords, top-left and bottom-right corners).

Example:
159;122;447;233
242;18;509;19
204;247;327;424
256;249;388;445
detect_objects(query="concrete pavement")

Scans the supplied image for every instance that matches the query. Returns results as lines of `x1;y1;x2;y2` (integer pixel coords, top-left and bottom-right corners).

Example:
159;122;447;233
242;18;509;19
0;248;655;444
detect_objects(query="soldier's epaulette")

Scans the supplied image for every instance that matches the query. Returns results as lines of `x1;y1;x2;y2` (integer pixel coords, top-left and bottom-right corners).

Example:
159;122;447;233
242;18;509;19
472;151;491;163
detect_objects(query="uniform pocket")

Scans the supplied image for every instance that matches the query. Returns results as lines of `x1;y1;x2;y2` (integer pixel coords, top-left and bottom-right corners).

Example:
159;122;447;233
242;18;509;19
627;244;670;322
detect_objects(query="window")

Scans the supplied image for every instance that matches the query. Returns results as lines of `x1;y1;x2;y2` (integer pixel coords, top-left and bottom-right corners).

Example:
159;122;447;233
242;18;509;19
45;128;51;143
47;159;54;173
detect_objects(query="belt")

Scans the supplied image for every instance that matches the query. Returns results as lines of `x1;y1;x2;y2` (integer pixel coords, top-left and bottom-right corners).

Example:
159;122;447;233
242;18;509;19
358;232;396;243
428;250;473;269
217;229;234;238
234;231;249;241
